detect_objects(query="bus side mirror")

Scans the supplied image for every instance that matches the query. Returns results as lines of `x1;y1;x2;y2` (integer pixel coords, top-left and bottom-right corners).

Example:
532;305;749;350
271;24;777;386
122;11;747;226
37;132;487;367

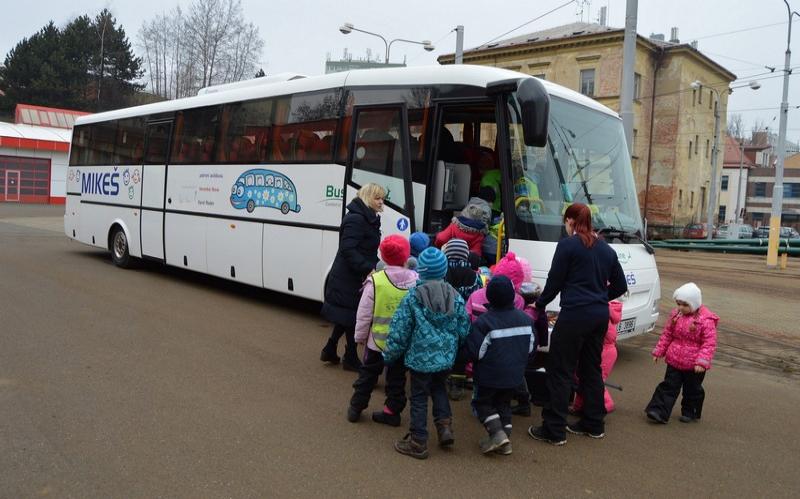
517;78;549;147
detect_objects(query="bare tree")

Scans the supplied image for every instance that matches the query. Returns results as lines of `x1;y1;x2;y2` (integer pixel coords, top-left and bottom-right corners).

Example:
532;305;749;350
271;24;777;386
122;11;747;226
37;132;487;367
137;0;264;99
727;113;744;141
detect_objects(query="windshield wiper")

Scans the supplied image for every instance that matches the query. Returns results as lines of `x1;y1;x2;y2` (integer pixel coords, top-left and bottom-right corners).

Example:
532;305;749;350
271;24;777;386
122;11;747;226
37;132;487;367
597;227;655;255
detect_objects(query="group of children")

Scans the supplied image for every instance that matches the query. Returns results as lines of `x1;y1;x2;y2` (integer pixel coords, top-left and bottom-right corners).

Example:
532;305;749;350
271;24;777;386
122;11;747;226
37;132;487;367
337;227;719;459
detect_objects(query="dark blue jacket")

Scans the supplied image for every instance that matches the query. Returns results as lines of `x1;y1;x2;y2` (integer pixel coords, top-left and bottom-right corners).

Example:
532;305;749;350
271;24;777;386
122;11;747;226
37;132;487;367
535;235;627;320
321;198;381;327
463;305;535;389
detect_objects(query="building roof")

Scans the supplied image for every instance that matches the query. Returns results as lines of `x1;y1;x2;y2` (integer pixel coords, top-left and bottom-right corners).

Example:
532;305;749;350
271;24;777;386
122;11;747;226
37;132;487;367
15;103;90;129
722;134;770;168
0;121;72;152
440;22;736;82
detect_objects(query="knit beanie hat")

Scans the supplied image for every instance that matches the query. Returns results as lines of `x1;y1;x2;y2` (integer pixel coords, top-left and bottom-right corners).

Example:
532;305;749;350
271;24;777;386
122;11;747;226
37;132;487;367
417;247;448;281
487;275;515;308
380;235;411;267
461;197;492;225
673;282;702;312
491;252;524;291
409;232;431;257
405;256;418;270
443;238;470;262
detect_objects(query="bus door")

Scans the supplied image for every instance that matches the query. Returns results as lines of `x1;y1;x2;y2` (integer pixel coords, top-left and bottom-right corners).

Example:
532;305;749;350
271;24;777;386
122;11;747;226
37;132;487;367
344;105;415;238
139;120;173;260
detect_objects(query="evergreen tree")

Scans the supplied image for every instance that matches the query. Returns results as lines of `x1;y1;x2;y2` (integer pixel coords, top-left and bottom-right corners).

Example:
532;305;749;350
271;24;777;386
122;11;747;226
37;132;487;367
0;11;143;113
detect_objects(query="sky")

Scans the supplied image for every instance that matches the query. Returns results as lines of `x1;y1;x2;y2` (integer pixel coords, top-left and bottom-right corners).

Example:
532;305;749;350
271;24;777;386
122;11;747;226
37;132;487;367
1;0;798;144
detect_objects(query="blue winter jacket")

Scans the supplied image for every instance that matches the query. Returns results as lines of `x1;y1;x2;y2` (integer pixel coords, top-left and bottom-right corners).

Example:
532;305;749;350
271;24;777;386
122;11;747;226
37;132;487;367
383;280;470;373
463;305;535;389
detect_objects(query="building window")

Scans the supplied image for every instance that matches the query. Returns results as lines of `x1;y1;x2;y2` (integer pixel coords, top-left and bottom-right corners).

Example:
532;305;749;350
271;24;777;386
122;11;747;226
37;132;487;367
634;73;642;100
751;212;765;224
689;141;693;158
701;186;706;211
721;175;729;191
533;73;546;80
718;205;727;222
580;69;595;97
698;85;703;104
706;139;710;158
692;89;696;106
695;135;699;155
754;182;767;197
632;128;638;156
679;189;683;207
784;183;800;198
709;90;713;109
690;191;695;208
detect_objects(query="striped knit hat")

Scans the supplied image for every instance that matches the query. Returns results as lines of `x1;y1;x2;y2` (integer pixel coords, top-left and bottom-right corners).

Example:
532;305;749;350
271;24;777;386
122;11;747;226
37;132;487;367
442;238;470;262
417;247;448;281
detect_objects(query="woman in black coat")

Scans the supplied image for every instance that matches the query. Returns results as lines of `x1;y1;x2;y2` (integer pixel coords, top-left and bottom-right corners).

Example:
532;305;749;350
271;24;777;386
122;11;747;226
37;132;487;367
320;183;385;371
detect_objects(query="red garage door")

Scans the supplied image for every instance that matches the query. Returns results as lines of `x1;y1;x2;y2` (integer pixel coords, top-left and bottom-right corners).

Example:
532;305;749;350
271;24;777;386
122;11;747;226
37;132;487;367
0;155;51;203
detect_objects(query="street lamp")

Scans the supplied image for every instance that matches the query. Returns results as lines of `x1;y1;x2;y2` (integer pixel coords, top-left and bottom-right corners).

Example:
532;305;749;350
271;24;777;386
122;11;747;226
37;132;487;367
339;22;435;65
767;0;800;268
690;79;760;240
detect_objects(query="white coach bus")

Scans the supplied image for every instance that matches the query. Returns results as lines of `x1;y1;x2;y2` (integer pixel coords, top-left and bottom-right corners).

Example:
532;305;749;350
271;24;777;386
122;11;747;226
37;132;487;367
64;65;659;339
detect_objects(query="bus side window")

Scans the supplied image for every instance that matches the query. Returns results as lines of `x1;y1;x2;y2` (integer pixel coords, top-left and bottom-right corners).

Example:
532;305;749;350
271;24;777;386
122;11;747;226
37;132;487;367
266;175;274;186
255;175;265;187
246;174;254;186
275;177;284;189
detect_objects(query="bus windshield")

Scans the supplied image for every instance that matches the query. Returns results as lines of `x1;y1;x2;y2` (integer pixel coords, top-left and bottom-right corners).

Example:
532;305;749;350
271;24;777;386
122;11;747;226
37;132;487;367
507;94;643;243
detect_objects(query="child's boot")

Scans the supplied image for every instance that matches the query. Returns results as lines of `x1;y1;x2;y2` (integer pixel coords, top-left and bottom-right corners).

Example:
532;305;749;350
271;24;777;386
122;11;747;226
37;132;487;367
479;416;509;454
394;433;428;460
435;418;454;447
371;407;401;427
494;424;513;455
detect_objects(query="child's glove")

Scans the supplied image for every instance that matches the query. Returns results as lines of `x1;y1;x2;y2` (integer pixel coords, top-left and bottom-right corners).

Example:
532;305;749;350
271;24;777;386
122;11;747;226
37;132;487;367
533;308;549;348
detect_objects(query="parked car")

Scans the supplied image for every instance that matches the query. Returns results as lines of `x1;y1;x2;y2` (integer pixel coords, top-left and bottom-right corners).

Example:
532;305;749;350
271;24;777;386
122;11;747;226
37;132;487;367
753;226;798;238
715;224;755;239
682;223;708;239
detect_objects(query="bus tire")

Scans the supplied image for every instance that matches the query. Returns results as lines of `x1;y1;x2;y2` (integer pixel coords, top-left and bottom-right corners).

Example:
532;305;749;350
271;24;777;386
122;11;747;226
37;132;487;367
110;226;132;268
280;202;290;215
246;200;255;213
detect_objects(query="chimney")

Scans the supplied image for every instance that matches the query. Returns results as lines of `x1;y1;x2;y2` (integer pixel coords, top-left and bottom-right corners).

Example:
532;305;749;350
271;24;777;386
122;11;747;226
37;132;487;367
599;6;607;27
690;40;698;49
670;27;680;43
650;33;665;42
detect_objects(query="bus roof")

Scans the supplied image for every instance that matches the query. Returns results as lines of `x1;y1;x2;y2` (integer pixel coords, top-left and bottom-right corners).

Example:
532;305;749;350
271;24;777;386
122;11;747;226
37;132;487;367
76;65;617;126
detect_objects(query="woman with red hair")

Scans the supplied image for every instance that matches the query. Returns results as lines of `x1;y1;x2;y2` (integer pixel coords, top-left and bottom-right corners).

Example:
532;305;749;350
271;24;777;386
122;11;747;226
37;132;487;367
527;203;628;445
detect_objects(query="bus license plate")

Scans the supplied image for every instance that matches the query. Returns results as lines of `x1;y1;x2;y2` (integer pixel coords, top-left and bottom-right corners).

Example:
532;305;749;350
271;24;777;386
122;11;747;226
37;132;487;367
617;318;636;336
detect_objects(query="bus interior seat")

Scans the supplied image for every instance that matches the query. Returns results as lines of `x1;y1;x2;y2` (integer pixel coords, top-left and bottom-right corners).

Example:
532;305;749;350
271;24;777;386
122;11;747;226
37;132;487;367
430;160;471;229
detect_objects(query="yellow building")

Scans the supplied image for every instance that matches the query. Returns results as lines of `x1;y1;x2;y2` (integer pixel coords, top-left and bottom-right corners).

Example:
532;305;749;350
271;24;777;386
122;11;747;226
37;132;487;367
439;22;736;229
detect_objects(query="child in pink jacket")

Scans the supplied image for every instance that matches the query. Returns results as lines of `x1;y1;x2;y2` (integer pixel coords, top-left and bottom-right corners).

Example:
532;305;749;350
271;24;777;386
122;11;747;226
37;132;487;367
348;235;418;427
572;300;623;414
465;252;525;321
645;282;718;424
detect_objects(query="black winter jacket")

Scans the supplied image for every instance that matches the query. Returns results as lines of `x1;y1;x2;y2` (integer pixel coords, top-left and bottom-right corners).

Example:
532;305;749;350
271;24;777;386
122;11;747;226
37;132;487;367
321;198;381;327
463;305;535;389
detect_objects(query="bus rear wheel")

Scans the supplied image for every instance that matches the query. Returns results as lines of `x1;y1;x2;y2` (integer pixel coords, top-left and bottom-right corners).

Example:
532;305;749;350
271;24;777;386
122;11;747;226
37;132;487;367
111;227;132;268
280;202;290;215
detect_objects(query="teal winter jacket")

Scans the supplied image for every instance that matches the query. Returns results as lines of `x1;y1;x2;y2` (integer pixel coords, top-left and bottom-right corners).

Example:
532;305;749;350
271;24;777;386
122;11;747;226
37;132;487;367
383;280;470;372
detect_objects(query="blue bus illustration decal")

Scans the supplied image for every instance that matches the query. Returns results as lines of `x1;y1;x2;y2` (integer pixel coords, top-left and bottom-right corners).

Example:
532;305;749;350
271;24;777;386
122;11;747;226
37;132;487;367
230;169;301;215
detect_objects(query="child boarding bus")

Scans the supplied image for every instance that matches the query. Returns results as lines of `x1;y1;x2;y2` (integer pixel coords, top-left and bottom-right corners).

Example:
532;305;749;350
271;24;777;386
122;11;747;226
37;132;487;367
64;65;660;340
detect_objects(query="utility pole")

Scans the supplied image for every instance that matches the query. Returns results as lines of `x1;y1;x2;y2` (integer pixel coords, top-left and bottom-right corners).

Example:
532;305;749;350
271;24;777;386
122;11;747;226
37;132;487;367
707;91;722;240
620;0;638;151
767;0;799;268
455;25;464;64
734;139;746;226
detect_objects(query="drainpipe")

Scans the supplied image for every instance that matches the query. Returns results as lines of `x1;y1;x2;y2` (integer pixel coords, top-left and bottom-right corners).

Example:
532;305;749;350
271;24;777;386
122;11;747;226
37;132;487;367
643;48;665;227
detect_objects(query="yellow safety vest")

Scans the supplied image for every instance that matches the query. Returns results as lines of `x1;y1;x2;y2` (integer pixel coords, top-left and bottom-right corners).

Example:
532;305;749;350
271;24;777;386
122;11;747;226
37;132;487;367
370;270;410;351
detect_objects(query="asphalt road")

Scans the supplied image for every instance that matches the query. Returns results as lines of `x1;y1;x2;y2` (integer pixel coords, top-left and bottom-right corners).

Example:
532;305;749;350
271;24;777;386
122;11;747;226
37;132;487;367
1;204;799;498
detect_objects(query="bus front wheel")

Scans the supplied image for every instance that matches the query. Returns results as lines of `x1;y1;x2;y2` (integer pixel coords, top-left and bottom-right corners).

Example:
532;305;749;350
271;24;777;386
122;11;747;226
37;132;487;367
246;200;255;213
111;226;132;268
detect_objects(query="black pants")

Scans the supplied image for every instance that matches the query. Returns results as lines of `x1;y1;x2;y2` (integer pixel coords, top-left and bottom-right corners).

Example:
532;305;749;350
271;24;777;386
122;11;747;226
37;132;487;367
326;323;358;363
349;349;407;414
473;385;514;435
409;370;451;443
646;365;706;421
541;314;607;440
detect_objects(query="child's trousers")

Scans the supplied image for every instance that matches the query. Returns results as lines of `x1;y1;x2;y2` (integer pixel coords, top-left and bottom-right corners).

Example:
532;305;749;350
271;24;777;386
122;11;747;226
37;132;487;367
645;364;706;421
350;349;407;414
409;370;451;443
473;385;515;435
